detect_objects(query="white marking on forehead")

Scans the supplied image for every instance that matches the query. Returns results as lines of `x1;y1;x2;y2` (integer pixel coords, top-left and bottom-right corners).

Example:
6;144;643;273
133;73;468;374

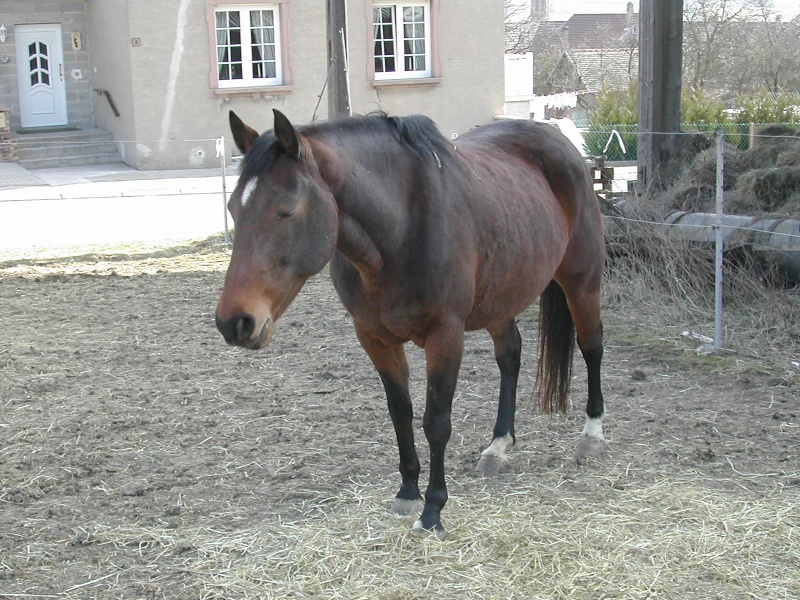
240;177;258;208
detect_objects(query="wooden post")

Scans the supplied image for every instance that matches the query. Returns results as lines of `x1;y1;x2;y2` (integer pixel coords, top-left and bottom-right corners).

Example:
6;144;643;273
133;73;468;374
327;0;350;119
637;0;683;191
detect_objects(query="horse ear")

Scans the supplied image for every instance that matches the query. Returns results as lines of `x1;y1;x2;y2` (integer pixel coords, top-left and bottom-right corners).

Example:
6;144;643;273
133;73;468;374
229;111;260;154
273;109;301;159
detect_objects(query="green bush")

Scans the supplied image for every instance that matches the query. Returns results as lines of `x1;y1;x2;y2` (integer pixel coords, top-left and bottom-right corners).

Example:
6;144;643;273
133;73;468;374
591;83;639;126
589;86;800;130
681;91;729;124
734;90;800;124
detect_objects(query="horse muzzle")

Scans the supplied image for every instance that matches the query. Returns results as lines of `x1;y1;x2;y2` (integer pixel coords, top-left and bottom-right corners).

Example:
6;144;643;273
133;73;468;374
215;312;274;349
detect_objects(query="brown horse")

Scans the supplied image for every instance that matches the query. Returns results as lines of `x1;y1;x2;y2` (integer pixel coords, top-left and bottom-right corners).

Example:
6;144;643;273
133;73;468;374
215;109;606;539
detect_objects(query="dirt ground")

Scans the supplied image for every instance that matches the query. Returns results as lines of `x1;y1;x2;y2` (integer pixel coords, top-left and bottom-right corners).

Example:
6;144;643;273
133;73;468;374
1;238;798;599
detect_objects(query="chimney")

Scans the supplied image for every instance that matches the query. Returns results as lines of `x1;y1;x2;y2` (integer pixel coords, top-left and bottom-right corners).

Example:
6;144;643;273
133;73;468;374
627;2;634;25
530;0;549;21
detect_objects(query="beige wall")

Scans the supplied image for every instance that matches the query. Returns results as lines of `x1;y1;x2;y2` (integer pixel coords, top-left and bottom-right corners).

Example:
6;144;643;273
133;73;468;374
88;0;504;169
348;0;505;140
125;0;224;169
114;0;331;169
87;0;137;163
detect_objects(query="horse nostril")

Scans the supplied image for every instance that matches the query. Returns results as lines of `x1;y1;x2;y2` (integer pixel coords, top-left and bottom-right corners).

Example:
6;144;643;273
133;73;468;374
235;314;255;342
216;313;256;345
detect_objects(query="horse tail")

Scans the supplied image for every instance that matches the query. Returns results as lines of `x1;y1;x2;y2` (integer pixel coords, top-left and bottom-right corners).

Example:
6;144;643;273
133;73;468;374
535;280;575;414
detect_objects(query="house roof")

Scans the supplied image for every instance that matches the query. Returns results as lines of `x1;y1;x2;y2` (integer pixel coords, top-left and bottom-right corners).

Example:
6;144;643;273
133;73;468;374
562;13;638;49
566;48;638;93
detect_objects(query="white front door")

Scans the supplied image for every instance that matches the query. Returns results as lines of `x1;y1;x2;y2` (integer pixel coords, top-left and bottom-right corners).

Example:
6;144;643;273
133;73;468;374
16;24;68;128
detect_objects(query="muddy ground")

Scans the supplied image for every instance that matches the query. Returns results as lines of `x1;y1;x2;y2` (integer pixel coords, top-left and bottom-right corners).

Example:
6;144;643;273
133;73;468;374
0;239;798;599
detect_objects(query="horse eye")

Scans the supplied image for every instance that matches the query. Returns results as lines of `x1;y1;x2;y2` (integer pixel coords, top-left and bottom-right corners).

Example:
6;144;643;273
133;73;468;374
276;208;297;220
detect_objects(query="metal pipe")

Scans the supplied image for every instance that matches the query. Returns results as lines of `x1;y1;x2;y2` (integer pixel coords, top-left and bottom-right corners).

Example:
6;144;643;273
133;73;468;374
660;211;800;282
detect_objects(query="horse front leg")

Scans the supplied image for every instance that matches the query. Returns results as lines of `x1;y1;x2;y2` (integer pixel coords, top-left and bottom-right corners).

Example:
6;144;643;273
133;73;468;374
413;321;464;540
356;330;422;514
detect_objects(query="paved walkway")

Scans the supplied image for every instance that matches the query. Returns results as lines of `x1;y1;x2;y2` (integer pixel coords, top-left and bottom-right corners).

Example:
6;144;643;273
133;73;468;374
0;160;638;254
0;162;239;253
0;163;48;189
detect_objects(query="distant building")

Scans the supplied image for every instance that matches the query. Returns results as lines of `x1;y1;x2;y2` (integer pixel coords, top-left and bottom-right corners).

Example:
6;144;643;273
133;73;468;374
526;2;639;122
560;3;638;49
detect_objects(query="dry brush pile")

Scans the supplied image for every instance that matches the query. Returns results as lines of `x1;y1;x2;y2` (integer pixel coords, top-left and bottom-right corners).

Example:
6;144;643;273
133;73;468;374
648;125;800;218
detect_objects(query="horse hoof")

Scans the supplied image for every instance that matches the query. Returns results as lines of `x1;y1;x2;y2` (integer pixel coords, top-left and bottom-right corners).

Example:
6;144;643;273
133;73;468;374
412;519;446;541
476;434;513;477
476;453;506;477
391;498;422;516
576;435;605;460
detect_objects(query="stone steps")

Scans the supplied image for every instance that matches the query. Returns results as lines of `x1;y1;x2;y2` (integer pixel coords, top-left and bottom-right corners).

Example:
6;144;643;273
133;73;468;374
13;128;123;170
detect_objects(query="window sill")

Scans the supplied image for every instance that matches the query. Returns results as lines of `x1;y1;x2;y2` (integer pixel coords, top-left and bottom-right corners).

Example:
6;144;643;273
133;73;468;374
371;77;442;89
212;85;293;98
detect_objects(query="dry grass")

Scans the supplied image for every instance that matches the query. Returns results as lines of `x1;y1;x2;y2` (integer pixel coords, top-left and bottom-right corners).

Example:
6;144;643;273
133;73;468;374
737;166;800;215
12;476;795;600
0;237;229;278
606;126;800;366
648;128;800;218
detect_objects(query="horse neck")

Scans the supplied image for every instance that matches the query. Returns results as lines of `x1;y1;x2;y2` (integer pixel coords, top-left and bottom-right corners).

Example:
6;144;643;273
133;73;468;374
312;135;415;277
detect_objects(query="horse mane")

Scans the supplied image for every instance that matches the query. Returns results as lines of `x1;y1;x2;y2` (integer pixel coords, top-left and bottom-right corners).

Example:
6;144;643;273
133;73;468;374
382;113;454;165
239;112;454;181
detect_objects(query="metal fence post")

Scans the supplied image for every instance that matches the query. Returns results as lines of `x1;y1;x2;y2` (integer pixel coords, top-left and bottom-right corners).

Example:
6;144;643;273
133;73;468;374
713;130;724;349
216;136;230;245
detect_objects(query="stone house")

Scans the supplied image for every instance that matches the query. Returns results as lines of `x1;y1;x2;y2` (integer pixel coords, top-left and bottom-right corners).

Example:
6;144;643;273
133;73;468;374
0;0;504;169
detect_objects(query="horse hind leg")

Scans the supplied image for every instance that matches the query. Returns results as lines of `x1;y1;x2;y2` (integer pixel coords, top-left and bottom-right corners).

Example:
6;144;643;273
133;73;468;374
476;319;521;477
575;320;605;458
562;285;606;459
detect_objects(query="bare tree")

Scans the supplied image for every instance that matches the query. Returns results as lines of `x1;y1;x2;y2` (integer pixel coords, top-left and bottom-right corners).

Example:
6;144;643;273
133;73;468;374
529;21;570;94
505;0;534;53
504;1;567;94
747;5;800;93
686;1;800;96
682;0;760;92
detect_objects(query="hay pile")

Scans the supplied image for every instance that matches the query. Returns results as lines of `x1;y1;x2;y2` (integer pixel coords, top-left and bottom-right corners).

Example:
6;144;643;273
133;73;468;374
651;125;800;218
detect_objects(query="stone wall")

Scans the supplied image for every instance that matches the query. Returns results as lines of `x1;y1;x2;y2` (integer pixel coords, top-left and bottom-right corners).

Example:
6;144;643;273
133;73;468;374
0;107;18;162
0;1;92;132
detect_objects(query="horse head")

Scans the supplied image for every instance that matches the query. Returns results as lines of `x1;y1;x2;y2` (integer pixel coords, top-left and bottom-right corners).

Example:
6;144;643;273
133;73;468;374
215;109;339;349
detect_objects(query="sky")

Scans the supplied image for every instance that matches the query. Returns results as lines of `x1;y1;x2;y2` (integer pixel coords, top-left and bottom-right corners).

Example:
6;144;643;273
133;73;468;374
509;1;800;20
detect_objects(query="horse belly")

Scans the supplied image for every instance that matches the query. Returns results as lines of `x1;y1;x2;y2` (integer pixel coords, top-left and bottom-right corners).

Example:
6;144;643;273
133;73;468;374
465;195;569;330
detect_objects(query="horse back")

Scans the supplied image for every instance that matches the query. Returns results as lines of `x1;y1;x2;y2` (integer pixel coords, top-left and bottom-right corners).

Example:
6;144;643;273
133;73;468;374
457;120;600;235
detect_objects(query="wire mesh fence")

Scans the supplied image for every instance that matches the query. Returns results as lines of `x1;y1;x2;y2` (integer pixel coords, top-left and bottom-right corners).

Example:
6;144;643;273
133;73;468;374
581;122;798;161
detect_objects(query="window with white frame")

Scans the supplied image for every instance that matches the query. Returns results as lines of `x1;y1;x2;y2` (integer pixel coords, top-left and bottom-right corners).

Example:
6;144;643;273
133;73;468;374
373;1;431;80
215;5;282;87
